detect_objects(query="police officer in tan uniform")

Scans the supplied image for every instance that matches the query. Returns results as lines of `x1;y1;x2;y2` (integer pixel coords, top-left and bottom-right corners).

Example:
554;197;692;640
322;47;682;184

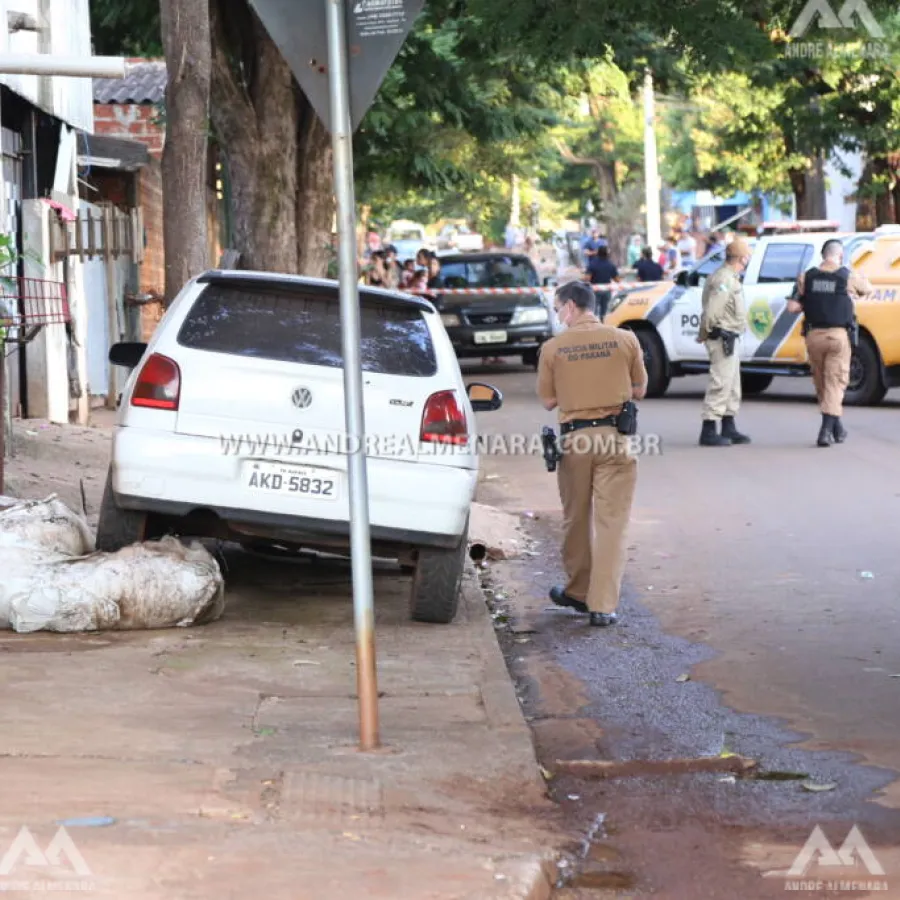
697;238;753;446
787;239;873;446
537;281;648;627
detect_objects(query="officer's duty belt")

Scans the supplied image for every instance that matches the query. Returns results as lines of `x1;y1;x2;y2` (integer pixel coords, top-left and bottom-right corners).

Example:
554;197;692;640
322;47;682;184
561;416;618;435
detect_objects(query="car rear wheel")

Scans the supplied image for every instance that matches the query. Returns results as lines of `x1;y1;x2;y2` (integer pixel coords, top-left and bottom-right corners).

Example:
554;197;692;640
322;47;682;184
409;516;469;624
95;468;150;552
845;335;887;406
632;328;670;397
740;373;773;395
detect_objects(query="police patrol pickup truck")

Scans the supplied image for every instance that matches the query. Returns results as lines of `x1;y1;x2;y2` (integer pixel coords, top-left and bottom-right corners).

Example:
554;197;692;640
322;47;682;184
604;229;900;405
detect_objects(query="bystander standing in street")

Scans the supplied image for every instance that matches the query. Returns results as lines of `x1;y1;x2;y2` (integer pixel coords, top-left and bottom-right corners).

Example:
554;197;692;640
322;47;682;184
676;229;698;268
383;245;401;289
634;246;664;282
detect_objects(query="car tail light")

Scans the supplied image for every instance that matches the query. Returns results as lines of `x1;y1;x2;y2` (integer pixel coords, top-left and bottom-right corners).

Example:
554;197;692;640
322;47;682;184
420;390;468;445
131;354;181;410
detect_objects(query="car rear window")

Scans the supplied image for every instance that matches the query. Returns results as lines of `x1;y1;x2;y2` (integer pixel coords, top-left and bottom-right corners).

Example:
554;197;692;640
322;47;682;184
176;285;437;377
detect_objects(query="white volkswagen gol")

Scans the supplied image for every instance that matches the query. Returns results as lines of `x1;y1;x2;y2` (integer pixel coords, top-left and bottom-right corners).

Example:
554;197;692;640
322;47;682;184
98;270;503;624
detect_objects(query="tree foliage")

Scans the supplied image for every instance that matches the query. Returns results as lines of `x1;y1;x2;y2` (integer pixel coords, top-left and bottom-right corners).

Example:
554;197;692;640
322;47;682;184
90;0;161;56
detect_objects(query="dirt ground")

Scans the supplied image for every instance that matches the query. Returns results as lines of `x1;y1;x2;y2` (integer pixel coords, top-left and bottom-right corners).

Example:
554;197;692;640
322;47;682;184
2;409;115;527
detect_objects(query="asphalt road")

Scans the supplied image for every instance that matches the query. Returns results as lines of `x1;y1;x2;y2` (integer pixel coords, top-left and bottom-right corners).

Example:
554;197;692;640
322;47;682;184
465;360;900;897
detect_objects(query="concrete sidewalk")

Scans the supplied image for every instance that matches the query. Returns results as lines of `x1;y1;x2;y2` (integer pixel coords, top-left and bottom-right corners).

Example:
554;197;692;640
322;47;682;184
0;538;560;898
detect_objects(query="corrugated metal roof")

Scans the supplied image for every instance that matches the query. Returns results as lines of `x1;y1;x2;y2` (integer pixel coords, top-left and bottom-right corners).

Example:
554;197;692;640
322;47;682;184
77;132;150;171
94;61;167;105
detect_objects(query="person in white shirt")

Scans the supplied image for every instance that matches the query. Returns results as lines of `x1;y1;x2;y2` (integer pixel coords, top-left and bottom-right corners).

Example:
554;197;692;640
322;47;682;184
676;231;698;268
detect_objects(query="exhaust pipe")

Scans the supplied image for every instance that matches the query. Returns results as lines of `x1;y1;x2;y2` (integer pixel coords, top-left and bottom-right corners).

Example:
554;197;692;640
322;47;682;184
468;542;487;563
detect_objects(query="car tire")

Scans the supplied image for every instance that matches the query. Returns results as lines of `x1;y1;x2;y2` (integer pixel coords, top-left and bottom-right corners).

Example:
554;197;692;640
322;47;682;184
522;348;539;369
845;335;887;406
409;516;468;624
740;373;773;395
95;468;150;552
632;328;670;397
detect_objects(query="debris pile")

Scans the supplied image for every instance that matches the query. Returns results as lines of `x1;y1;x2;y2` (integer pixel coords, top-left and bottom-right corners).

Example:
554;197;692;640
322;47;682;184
0;495;225;633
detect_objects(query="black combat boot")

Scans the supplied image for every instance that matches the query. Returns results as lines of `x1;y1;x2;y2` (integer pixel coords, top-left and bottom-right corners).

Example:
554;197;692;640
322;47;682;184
721;416;751;444
699;420;731;446
817;414;835;447
549;586;588;615
832;417;847;443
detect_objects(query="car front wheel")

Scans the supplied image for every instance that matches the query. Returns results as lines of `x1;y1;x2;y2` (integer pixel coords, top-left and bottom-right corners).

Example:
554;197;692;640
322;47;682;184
409;517;469;624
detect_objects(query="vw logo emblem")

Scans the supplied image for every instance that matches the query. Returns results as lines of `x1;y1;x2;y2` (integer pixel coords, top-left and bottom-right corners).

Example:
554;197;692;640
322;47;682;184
292;387;312;409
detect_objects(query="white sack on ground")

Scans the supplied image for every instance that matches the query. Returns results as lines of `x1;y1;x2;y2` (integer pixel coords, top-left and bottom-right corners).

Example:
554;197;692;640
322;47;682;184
7;536;226;633
0;494;94;556
0;533;69;629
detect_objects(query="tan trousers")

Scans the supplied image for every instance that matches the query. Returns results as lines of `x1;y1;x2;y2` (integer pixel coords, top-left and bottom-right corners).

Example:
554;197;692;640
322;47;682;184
806;328;851;416
557;426;638;614
702;338;741;420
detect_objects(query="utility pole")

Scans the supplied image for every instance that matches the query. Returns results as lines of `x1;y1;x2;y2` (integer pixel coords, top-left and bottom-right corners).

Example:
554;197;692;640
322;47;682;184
643;69;662;250
325;0;379;752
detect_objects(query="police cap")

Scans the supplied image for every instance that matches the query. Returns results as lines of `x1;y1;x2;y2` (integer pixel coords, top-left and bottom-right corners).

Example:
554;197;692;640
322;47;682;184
726;238;752;259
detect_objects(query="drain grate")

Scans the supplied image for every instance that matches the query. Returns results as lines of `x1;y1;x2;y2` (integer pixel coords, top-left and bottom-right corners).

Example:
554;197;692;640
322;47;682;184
280;771;385;822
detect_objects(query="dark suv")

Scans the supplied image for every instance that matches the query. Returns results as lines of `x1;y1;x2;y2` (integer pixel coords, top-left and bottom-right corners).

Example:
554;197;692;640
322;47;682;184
427;252;553;367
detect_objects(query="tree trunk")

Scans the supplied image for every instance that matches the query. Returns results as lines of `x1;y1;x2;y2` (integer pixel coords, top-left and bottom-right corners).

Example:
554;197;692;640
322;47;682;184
855;158;876;230
210;0;298;272
804;154;827;219
871;157;895;225
789;157;827;220
296;95;335;277
159;0;211;303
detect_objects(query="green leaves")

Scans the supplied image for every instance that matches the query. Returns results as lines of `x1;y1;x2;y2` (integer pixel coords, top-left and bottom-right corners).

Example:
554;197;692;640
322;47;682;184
89;0;162;56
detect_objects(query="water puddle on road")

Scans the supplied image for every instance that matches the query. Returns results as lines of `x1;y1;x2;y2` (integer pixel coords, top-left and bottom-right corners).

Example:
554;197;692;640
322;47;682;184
555;811;639;892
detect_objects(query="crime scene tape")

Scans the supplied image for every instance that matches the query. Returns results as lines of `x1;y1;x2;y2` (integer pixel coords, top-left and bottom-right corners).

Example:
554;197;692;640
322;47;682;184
404;281;668;297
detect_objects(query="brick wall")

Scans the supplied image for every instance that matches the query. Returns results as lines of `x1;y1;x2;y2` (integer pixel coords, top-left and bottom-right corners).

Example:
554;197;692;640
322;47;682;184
93;102;165;158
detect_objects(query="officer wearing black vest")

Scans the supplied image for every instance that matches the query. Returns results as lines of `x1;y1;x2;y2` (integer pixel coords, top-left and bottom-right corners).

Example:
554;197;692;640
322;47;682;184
788;239;873;446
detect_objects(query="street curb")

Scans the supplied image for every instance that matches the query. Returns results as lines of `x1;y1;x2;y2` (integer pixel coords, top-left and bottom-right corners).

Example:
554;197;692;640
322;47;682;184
500;856;557;900
463;561;547;794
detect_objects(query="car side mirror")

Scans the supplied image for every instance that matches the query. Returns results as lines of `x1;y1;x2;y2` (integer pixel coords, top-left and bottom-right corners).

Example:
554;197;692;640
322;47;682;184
467;383;503;412
675;270;688;288
109;342;147;368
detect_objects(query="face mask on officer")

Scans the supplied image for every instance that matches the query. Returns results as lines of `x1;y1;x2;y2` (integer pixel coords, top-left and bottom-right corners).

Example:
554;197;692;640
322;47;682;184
554;298;577;329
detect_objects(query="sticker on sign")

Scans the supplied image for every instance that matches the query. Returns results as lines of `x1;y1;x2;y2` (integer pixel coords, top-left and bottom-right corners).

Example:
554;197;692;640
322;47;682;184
353;0;410;38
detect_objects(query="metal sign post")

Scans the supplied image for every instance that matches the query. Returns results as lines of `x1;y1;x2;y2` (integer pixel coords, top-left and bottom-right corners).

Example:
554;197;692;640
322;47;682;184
249;0;424;752
325;0;379;752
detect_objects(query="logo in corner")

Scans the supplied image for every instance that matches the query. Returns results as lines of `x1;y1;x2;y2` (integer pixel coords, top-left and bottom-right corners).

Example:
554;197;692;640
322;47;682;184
787;824;885;878
747;300;774;340
789;0;885;38
0;826;92;878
